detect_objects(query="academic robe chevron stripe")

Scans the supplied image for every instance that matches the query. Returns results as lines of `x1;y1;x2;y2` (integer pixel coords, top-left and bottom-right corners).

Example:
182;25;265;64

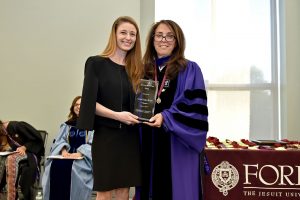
173;113;209;131
177;102;208;116
184;89;207;100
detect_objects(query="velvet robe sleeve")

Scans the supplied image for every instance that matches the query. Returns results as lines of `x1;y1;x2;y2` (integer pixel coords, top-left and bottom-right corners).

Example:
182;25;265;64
77;56;98;130
71;131;94;199
76;128;93;164
161;61;208;153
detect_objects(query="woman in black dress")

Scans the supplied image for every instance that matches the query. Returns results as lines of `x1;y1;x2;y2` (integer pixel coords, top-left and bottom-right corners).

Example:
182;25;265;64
77;16;143;200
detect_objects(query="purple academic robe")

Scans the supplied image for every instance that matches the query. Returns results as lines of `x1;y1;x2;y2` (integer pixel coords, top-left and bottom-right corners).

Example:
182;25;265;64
137;60;208;200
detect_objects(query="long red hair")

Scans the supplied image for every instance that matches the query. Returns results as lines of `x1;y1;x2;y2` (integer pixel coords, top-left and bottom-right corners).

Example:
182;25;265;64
101;16;144;91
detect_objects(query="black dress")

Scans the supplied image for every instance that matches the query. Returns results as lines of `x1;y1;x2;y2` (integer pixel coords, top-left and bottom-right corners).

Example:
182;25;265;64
77;56;141;191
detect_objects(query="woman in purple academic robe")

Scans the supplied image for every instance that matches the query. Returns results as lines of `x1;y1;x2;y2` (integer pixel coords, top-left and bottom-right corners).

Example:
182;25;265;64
137;20;209;200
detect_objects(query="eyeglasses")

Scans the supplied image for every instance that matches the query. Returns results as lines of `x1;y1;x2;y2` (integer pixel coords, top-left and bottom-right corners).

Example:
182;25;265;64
153;34;176;42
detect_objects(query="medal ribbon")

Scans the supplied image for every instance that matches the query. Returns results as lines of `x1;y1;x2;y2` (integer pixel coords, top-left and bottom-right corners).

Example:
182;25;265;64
154;64;168;102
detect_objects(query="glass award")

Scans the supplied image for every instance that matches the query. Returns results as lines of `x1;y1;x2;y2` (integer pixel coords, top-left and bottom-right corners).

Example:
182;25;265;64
134;79;158;122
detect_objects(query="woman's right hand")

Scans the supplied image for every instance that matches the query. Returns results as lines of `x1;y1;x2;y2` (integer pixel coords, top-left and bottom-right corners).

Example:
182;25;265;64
16;146;26;156
143;113;164;128
95;103;140;125
116;111;140;125
61;149;70;157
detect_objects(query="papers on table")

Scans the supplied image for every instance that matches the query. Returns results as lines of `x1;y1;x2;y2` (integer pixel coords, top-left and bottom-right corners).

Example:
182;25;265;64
47;155;83;160
0;151;17;156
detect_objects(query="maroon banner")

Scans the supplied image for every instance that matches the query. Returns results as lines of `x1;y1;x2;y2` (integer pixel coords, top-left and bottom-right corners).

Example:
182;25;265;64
204;149;300;200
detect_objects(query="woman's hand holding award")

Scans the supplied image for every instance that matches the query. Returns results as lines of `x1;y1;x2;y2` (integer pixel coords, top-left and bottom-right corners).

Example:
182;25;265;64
134;79;158;122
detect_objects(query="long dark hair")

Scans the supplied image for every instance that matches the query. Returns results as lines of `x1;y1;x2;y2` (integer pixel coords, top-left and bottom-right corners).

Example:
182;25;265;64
143;20;187;80
67;96;81;122
0;120;6;136
0;120;9;151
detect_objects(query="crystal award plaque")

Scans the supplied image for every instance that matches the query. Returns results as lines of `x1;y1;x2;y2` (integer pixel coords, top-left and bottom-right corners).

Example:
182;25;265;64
134;79;158;122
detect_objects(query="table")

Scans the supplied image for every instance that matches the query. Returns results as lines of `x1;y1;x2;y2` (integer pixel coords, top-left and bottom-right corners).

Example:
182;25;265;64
203;148;300;200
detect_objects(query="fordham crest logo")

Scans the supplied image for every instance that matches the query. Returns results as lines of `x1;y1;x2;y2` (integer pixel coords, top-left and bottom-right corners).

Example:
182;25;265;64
211;161;239;196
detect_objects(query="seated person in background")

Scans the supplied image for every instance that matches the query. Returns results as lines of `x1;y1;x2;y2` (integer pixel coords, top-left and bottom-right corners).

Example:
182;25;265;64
42;96;94;200
0;119;45;200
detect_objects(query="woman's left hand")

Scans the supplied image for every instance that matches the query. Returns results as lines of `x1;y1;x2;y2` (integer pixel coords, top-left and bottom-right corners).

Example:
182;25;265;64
68;152;83;159
144;113;164;128
16;146;26;156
